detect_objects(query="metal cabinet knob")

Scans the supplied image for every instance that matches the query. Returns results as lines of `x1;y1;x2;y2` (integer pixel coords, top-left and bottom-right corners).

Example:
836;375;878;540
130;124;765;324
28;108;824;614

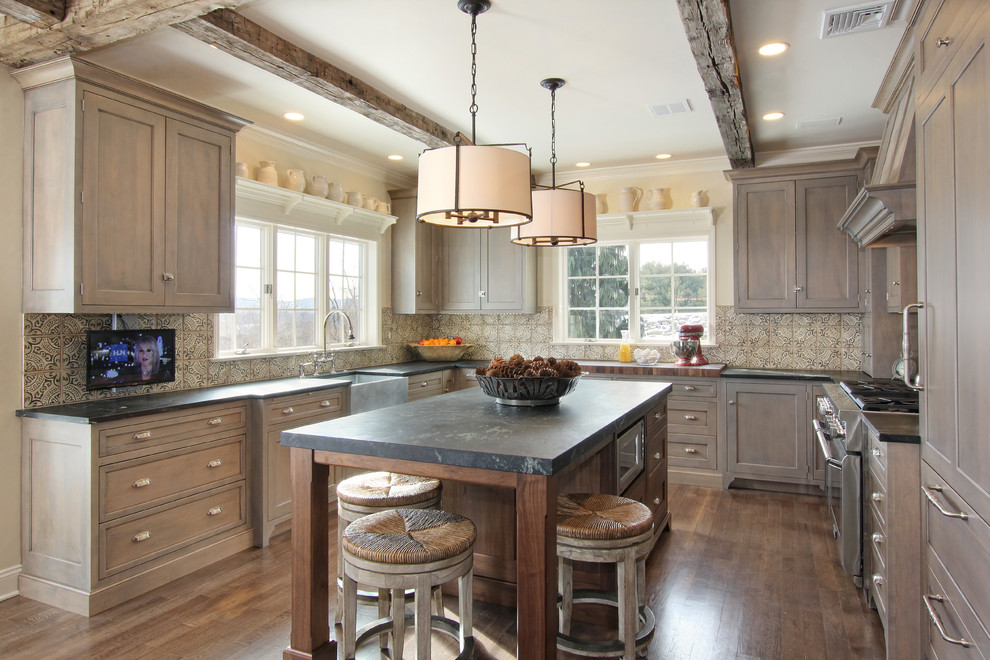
654;412;662;420
162;272;175;282
794;286;804;292
872;574;884;586
871;448;881;457
479;290;487;297
653;498;661;505
891;281;901;286
872;533;884;544
728;400;735;405
936;37;952;48
654;452;661;460
872;492;883;502
415;290;422;297
420;381;428;387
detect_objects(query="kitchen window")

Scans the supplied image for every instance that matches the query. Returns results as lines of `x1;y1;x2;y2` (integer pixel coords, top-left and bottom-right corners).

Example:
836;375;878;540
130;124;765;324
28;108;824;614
557;208;715;343
216;219;374;355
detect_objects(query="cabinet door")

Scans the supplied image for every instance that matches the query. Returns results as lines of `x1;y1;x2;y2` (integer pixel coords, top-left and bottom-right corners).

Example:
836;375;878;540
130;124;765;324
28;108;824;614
885;246;918;313
919;22;990;519
164;119;233;310
725;381;810;481
391;189;439;314
267;427;293;524
481;227;533;311
796;175;860;310
440;228;483;310
734;181;796;310
414;222;441;313
81;91;166;307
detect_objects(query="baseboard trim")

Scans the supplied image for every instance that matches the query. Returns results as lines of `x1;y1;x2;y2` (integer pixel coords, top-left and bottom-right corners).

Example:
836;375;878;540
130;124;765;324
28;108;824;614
0;564;22;602
668;468;724;489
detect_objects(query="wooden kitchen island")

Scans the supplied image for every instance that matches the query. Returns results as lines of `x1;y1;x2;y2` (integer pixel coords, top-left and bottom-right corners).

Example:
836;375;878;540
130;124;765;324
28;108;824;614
279;379;671;659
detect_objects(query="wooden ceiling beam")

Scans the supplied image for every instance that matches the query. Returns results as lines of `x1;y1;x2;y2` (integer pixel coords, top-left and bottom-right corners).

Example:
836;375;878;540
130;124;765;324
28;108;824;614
0;0;250;68
174;9;457;149
0;0;66;28
675;0;754;169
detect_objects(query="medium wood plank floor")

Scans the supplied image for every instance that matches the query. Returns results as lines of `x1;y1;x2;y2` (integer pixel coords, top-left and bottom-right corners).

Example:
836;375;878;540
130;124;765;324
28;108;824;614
0;485;885;659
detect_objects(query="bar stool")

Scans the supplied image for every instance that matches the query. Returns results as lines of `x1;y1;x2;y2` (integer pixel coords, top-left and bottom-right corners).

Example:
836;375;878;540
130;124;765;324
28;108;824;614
341;508;476;660
335;471;443;624
556;493;656;659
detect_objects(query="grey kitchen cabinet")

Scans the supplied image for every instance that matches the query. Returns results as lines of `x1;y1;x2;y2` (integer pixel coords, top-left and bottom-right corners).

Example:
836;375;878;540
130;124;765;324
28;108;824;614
665;377;721;488
406;369;455;401
885;245;917;313
390;188;440;314
916;2;990;654
726;157;869;312
14;56;247;314
724;380;813;484
440;226;536;312
860;248;904;378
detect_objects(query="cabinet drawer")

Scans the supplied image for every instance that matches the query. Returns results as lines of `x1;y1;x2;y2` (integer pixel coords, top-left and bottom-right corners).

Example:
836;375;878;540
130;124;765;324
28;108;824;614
869;473;887;529
871;559;888;629
266;389;346;425
918;0;985;95
668;433;716;470
646;428;667;474
668;400;717;434
99;403;247;458
869;506;887;579
645;400;667;440
668;380;717;399
407;371;449;401
646;461;667;517
868;432;888;483
926;553;990;660
101;482;246;577
101;436;245;521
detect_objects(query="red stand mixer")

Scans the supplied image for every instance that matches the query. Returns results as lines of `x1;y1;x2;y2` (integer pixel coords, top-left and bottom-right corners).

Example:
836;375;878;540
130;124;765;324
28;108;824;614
672;324;709;366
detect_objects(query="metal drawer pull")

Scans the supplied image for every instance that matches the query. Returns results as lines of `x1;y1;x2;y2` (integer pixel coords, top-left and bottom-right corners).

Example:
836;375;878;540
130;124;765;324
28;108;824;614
133;431;152;440
207;506;223;516
133;531;151;543
684;415;698;421
282;407;294;415
684;448;698;454
683;385;696;391
872;492;883;502
207;459;223;469
872;448;881;457
872;533;884;544
654;452;661;460
320;400;331;407
922;485;969;520
208;417;223;425
872;574;884;587
924;594;972;647
654;412;662;420
132;477;151;488
936;37;952;48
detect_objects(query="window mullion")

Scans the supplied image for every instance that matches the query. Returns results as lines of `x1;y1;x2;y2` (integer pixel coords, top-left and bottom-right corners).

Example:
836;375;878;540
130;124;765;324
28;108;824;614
629;240;640;342
316;236;329;355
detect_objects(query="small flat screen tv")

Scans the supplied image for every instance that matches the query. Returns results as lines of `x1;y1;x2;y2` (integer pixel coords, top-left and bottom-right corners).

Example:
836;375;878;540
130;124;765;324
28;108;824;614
86;329;176;390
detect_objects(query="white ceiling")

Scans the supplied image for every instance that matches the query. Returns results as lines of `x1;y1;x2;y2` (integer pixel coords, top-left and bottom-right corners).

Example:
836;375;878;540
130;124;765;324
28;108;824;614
80;0;909;178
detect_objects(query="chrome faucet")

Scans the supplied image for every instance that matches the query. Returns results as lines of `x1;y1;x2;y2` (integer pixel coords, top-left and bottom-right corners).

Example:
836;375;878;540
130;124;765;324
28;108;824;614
318;310;355;374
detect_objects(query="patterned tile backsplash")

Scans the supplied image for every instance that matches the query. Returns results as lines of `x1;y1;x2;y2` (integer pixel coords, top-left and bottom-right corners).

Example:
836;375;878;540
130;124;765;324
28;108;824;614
21;305;861;408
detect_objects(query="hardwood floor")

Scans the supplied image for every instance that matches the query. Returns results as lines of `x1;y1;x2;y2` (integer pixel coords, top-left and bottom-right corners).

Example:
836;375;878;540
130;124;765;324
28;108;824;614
0;484;885;659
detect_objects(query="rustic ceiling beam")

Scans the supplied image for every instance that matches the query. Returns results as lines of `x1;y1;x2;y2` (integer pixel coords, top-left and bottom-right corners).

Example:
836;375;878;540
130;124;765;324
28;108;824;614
675;0;754;169
0;0;66;27
0;0;249;67
174;9;457;149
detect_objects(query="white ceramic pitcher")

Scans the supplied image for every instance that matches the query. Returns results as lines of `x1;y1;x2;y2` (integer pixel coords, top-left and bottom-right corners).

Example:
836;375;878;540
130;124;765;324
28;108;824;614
646;187;670;210
618;187;642;212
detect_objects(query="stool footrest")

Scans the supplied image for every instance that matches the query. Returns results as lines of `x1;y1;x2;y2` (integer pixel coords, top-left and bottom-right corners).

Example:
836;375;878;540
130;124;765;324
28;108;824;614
353;614;475;660
556;589;656;658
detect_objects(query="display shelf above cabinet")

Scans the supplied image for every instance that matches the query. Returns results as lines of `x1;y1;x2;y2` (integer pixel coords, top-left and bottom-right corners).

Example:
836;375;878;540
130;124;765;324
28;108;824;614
596;207;714;233
235;178;397;240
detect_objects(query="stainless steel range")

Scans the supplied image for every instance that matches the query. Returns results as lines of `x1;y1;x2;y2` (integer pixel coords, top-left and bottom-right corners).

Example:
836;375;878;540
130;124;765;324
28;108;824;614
814;379;919;587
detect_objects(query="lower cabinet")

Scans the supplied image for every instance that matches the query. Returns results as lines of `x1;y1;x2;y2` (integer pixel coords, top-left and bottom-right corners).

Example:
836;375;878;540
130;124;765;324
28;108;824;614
20;402;253;616
723;379;814;485
406;369;454;401
665;377;722;488
250;387;349;547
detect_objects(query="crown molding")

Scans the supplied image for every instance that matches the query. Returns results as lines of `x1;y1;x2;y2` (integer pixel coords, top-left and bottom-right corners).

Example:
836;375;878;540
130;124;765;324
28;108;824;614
239;124;417;189
754;141;881;168
541;155;732;185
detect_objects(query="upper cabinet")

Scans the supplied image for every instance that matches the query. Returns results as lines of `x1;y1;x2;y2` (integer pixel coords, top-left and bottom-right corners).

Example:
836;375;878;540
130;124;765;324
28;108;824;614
726;153;872;313
390;190;536;314
14;56;249;314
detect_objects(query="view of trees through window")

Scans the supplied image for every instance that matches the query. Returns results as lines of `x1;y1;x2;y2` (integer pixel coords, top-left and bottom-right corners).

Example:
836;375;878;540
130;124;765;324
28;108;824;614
566;239;709;341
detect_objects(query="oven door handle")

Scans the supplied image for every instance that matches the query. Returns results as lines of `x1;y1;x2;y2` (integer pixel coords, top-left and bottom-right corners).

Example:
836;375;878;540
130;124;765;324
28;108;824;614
813;420;843;469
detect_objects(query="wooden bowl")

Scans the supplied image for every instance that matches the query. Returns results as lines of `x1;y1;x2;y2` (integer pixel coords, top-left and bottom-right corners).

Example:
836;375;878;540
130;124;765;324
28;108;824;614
407;343;472;362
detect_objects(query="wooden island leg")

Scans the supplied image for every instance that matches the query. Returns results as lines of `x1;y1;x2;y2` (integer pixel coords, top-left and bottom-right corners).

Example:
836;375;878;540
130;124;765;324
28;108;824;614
515;473;558;659
284;448;336;660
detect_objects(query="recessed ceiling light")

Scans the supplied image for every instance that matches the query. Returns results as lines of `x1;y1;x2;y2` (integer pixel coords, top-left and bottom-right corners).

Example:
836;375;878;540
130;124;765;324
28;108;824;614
763;111;785;121
655;153;672;160
283;112;305;121
758;42;789;56
387;154;404;161
575;162;591;168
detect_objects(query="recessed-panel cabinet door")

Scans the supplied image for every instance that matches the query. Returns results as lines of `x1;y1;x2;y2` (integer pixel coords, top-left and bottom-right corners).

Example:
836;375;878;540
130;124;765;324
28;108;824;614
165;119;233;310
441;228;483;310
81;92;165;306
734;181;796;310
796;175;860;309
482;227;533;311
726;381;809;481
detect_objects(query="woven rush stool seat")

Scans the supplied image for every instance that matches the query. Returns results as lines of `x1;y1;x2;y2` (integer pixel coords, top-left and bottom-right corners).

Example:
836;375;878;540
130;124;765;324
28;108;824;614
341;508;476;660
335;472;443;625
557;493;656;660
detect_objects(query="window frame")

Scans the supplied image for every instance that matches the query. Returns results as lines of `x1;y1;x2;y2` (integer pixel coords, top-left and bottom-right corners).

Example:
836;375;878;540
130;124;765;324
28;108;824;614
554;208;716;345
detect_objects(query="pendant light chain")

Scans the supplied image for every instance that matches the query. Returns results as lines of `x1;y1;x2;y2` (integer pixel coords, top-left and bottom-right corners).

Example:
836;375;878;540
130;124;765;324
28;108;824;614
469;11;479;143
549;84;557;187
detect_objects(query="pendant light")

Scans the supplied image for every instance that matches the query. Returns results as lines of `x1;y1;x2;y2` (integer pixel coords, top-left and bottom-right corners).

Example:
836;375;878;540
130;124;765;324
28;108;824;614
512;78;597;246
416;0;533;228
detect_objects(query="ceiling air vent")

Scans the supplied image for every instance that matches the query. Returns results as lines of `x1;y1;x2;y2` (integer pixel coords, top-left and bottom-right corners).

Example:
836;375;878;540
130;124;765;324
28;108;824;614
647;99;693;117
821;1;895;38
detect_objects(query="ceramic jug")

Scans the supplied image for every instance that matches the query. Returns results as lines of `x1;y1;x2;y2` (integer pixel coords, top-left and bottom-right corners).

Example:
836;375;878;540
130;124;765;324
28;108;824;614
285;169;305;192
376;200;391;214
362;196;378;211
594;193;608;214
257;160;279;186
690;190;708;207
346;191;364;207
309;174;329;198
328;182;345;203
646;187;670;210
618;187;642;213
234;162;249;179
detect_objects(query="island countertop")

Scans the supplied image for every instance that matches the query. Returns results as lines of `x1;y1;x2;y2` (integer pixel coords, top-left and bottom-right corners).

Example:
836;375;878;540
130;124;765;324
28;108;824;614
281;379;671;475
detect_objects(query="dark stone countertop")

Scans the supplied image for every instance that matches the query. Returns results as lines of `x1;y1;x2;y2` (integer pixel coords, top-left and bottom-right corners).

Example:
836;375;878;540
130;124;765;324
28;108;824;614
15;376;355;424
721;368;867;381
861;412;921;444
350;360;488;377
282;380;672;476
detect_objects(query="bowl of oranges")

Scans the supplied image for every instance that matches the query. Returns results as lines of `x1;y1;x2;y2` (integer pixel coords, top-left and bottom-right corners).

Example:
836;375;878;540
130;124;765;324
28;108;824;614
408;337;473;361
